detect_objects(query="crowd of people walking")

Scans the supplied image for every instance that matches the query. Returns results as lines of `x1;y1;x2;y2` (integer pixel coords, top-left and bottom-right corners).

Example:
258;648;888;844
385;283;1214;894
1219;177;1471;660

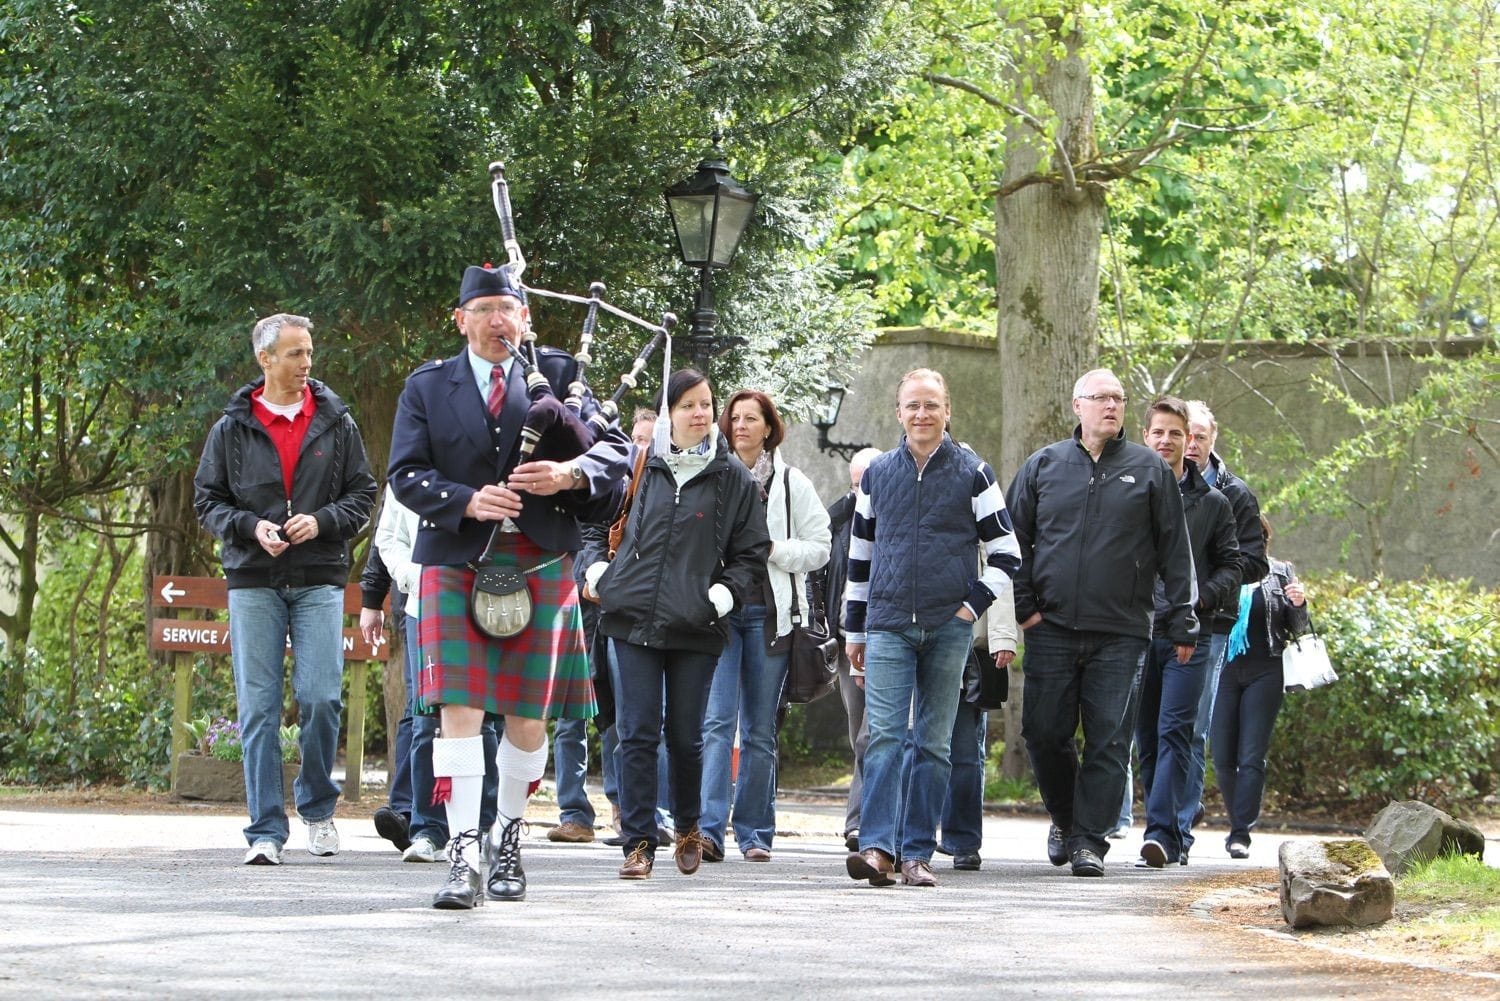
194;268;1317;907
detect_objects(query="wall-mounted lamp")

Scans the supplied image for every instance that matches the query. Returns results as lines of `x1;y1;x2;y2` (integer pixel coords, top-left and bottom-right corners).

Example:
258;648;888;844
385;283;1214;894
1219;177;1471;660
812;385;873;463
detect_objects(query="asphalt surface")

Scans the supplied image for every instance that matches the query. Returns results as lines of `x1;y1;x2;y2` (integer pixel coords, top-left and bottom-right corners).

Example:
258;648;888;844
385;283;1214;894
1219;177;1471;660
4;796;1495;999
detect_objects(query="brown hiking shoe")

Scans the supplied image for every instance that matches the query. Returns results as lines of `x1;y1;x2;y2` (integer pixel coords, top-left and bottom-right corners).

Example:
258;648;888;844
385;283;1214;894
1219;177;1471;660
546;821;595;844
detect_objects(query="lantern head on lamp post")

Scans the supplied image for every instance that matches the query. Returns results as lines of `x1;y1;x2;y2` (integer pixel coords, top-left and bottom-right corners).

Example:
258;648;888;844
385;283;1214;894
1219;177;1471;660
664;140;758;373
813;384;873;463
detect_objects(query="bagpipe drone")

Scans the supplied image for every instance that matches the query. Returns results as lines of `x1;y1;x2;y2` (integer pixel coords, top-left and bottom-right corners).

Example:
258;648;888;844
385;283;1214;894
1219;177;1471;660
482;161;677;466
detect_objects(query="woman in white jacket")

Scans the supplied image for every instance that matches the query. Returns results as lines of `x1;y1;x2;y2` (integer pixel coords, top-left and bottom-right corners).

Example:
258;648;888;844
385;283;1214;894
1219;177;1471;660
699;390;831;862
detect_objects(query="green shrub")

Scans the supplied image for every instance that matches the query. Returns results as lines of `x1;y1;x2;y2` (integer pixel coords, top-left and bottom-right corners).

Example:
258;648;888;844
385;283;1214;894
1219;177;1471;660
1267;574;1500;811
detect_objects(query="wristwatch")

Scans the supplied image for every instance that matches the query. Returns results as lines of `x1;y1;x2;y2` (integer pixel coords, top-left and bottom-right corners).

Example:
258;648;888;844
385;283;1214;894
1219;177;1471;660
568;463;585;487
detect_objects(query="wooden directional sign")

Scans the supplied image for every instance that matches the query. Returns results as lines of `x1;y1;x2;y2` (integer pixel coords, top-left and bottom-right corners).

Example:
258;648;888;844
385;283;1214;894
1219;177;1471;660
151;575;371;615
149;576;388;660
149;619;388;661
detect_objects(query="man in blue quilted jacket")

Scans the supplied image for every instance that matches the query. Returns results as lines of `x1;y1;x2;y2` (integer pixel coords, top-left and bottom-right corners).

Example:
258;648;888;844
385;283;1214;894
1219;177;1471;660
842;368;1021;888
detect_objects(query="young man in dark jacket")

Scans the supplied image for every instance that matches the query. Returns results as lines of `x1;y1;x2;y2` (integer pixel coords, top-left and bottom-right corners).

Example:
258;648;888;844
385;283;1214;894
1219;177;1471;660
1006;369;1198;878
1132;397;1241;869
194;312;377;866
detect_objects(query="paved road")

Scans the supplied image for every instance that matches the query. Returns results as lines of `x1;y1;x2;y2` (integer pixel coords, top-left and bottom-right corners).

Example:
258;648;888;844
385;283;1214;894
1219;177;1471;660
0;804;1482;999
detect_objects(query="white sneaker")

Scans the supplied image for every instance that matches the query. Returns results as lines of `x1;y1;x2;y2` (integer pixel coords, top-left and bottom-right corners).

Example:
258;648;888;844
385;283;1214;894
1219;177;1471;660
403;835;441;863
244;840;283;865
307;819;340;857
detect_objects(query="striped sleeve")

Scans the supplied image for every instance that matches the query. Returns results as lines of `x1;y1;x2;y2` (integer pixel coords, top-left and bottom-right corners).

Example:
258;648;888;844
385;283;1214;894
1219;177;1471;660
966;462;1022;616
842;470;875;644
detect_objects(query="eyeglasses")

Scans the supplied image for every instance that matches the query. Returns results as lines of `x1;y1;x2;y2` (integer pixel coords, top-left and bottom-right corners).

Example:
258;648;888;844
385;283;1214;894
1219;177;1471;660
463;302;523;319
1076;392;1127;405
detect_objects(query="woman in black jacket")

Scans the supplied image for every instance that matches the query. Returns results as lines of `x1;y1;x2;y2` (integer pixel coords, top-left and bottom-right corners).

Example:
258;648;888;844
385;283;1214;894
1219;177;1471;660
1210;516;1310;859
586;369;771;880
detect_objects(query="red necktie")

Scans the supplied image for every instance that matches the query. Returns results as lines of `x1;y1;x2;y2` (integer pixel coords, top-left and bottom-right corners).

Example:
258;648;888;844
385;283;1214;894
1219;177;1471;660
487;364;506;417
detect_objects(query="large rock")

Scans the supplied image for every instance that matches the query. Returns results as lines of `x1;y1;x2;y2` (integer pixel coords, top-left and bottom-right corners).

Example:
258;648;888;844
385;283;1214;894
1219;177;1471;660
1365;799;1487;876
1279;839;1395;928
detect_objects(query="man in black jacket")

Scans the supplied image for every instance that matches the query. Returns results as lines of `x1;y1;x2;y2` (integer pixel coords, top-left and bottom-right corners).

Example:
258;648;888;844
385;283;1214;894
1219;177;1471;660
1176;400;1269;859
1006;369;1198;878
810;446;882;852
194;312;377;867
1132;397;1240;869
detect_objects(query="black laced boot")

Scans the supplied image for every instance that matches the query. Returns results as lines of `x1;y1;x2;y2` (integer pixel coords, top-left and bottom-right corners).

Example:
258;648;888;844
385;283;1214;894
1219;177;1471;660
432;830;484;910
484;818;528;902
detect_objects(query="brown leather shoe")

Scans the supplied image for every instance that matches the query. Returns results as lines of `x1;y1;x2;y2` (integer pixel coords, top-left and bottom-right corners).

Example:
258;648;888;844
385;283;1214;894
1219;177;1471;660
546;821;595;844
743;847;771;862
618;841;654;880
901;859;938;887
845;847;896;886
674;827;707;875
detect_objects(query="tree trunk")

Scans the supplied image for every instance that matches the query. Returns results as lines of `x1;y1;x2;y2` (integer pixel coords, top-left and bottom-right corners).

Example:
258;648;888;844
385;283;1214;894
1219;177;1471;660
995;22;1105;780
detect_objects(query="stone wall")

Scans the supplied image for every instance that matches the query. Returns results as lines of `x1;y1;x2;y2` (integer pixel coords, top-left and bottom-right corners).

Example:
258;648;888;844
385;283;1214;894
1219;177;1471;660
780;330;1498;586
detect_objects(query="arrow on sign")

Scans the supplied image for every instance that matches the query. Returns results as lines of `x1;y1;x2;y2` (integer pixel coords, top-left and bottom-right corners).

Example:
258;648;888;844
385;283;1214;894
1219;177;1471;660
159;581;187;604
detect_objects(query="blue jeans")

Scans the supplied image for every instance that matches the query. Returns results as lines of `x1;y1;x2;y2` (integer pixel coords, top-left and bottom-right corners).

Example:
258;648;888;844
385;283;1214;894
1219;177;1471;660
1021;621;1149;858
227;585;344;847
552;716;596;827
612;642;716;851
859;616;973;863
701;605;790;854
406;614;499;844
603;640;674;830
1177;632;1229;851
387;591;413;817
1136;637;1211;858
1211;656;1285;846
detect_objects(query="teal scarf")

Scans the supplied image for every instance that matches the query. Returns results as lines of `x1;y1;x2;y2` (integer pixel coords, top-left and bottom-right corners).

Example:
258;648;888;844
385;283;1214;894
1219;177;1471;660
1226;583;1254;662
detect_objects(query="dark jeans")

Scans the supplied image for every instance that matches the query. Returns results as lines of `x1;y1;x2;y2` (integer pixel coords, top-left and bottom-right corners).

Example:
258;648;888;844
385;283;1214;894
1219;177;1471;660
1210;656;1285;846
940;701;986;854
405;613;499;843
612;641;718;854
896;698;986;856
1021;621;1149;858
1135;637;1211;858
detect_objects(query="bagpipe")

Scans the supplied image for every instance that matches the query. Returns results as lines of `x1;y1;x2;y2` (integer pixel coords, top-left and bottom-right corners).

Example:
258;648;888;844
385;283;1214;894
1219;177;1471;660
484;161;676;465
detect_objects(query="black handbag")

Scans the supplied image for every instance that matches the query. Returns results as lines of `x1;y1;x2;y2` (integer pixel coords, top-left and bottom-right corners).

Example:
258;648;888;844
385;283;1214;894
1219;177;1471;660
776;470;839;704
962;643;1009;709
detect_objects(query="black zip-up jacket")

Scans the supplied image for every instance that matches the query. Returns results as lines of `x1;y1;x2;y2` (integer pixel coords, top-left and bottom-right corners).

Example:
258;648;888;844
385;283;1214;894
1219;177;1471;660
194;378;377;589
1006;427;1198;644
809;490;855;644
596;435;771;655
1204;452;1270;633
1151;462;1241;636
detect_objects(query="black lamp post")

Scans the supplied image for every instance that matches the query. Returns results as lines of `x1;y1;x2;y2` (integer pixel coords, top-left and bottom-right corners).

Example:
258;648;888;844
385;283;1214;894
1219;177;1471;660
813;385;873;462
664;140;759;373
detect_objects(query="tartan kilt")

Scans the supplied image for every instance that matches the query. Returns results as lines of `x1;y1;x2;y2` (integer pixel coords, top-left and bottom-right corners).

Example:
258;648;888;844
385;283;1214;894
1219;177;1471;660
417;534;596;720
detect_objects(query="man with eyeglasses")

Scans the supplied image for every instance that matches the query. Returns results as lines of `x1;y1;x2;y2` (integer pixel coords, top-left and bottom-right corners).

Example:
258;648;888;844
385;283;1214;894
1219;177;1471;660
388;264;629;909
1005;368;1198;878
194;313;377;867
843;368;1021;888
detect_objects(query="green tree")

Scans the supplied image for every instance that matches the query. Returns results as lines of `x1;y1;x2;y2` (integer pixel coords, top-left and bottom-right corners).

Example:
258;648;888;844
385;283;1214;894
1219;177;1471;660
2;0;893;768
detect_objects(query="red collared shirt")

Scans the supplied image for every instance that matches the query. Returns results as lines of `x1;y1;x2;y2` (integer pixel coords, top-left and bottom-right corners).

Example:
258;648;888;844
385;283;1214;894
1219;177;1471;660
251;386;316;499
